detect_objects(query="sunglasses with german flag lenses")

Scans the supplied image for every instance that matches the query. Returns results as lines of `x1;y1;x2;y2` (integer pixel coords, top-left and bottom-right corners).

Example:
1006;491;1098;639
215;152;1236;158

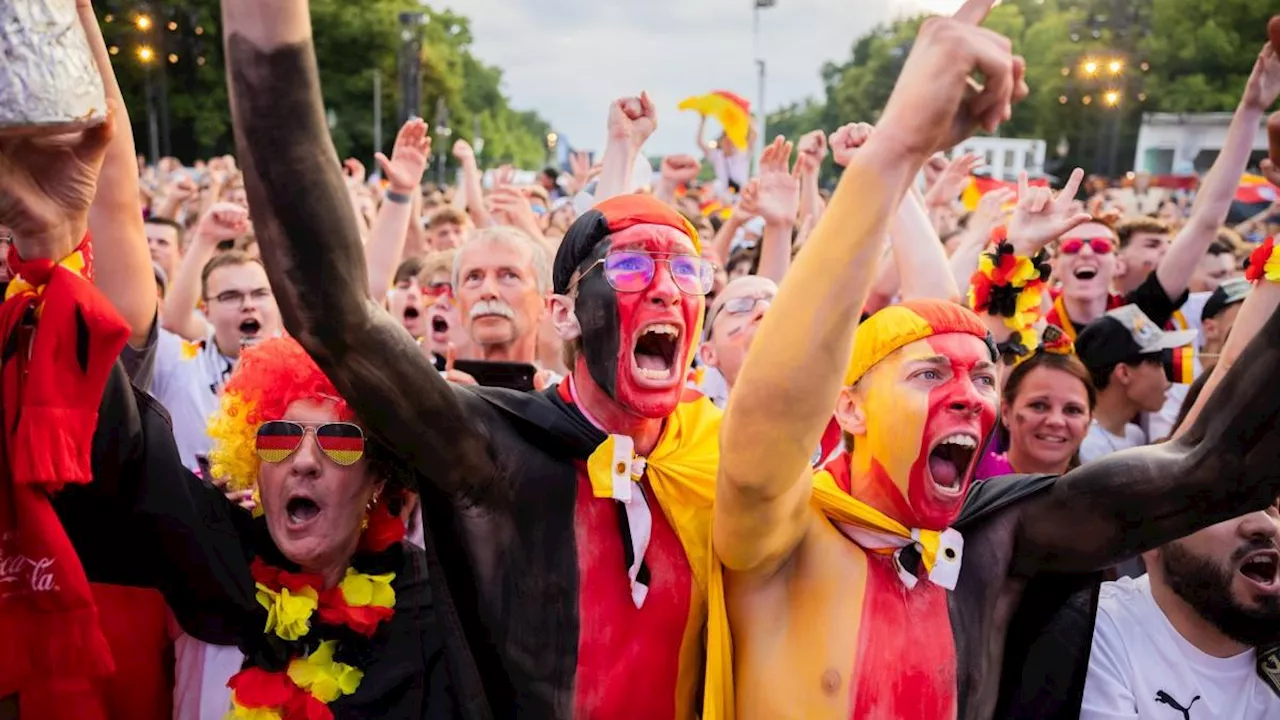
255;421;366;466
1058;237;1115;255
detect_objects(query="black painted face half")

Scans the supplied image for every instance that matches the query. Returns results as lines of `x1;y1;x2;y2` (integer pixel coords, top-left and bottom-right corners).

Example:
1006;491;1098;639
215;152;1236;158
573;238;620;400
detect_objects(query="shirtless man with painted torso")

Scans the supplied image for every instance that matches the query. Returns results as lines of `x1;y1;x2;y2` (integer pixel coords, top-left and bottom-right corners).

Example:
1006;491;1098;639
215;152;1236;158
712;4;1280;718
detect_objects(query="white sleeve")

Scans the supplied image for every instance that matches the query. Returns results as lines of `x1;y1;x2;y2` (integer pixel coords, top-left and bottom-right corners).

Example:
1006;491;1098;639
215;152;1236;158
1080;606;1140;719
148;329;189;399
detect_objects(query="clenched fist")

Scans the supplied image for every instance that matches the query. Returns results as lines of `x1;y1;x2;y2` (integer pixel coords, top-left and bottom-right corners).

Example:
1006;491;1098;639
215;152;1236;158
608;92;658;148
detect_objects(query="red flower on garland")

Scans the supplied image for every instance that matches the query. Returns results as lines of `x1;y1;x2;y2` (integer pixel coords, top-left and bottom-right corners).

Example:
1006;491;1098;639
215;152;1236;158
1246;237;1275;283
228;666;297;708
252;557;327;592
317;590;396;637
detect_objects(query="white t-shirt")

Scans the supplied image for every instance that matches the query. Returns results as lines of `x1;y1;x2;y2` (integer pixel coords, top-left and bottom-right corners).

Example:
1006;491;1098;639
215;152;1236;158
1081;574;1280;719
1080;420;1147;464
148;329;236;470
708;148;750;197
1145;291;1209;442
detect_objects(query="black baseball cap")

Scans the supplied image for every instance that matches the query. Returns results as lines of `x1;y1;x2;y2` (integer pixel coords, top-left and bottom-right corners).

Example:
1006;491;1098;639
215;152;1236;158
1201;277;1250;321
1076;305;1197;370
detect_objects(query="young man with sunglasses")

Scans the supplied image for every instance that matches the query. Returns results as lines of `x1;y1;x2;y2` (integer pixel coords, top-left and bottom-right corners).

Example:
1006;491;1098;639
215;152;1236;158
222;4;723;713
1048;44;1280;348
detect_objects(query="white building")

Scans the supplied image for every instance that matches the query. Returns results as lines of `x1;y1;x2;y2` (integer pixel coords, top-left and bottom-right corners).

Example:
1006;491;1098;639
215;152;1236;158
1133;112;1272;175
950;136;1047;180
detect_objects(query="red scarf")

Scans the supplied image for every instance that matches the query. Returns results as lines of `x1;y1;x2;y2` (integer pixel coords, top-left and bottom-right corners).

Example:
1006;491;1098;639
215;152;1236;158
0;236;129;698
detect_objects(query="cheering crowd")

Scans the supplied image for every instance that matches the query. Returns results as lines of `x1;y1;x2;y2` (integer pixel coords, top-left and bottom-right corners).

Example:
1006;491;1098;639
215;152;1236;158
4;1;1280;719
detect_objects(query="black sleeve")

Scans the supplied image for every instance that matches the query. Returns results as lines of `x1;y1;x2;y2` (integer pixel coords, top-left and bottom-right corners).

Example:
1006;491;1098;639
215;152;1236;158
1124;270;1188;328
55;362;257;646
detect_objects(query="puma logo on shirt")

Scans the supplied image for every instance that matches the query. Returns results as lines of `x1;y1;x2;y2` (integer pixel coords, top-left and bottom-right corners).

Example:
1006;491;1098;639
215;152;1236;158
1155;690;1200;719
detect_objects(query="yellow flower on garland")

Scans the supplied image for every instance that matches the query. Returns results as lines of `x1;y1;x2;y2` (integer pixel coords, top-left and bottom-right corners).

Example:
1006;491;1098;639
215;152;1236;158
288;640;364;703
256;582;318;641
226;705;284;720
339;569;396;609
1265;247;1280;284
1004;282;1045;332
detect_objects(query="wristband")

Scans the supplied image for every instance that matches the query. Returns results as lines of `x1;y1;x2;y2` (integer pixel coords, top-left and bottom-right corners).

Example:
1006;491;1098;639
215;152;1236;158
385;189;413;205
1245;237;1280;285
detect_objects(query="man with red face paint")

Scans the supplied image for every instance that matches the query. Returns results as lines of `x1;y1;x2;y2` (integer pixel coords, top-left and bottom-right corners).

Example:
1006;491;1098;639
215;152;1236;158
217;3;723;716
709;4;1280;720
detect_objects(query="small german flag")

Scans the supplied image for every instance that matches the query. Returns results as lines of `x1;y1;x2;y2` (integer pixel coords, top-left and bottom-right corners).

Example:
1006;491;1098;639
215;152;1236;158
256;421;304;464
314;425;364;466
1164;345;1196;385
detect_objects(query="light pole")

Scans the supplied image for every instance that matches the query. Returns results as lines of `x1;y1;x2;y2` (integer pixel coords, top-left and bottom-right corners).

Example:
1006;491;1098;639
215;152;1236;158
753;0;776;172
433;98;451;186
137;41;160;164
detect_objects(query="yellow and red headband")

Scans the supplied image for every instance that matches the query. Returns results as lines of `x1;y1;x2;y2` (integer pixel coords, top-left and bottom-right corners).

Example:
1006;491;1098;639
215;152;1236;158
845;299;996;387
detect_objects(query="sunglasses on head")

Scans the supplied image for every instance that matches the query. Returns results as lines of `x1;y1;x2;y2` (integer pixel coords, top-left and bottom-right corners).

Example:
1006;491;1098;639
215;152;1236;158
255;420;366;466
1059;237;1115;255
572;251;716;297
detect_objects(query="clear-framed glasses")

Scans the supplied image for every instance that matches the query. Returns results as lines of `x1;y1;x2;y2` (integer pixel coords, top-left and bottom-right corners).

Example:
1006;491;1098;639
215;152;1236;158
570;251;716;297
706;293;774;335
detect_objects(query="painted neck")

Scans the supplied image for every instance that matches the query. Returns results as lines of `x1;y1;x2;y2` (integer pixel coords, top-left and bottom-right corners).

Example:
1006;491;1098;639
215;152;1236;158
478;332;539;364
1148;566;1248;658
571;364;664;456
1094;389;1138;437
847;445;916;528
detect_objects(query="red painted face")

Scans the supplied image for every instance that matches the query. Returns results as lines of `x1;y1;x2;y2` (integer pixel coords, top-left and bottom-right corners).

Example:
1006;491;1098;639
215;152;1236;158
851;333;999;530
572;223;705;419
608;225;704;417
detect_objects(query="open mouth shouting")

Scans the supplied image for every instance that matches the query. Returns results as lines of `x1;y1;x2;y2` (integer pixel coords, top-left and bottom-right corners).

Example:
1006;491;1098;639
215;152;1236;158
404;305;420;322
630;322;683;387
285;491;323;530
239;317;263;347
1072;265;1099;282
926;433;979;497
429;312;450;345
1238;549;1280;593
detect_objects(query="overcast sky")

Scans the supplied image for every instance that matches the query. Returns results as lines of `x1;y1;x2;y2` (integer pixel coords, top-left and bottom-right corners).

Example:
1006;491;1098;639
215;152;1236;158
448;0;968;158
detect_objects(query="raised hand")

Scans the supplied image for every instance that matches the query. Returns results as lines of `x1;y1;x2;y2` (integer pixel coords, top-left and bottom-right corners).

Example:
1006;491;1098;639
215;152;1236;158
489;186;540;237
828;122;873;168
607;92;658;149
795;130;828;173
737;179;762;219
452;138;477;167
1242;43;1280;112
195;201;252;245
1005;168;1091;256
924;153;982;209
969;186;1016;241
660;154;701;186
376;118;432;192
755;136;800;227
342;158;367;188
876;0;1027;158
0;113;115;249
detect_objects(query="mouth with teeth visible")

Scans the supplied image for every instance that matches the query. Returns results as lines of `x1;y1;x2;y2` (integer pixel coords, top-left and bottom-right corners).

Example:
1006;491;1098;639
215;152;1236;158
284;494;322;528
1239;549;1280;590
926;433;979;496
238;318;262;342
630;322;683;385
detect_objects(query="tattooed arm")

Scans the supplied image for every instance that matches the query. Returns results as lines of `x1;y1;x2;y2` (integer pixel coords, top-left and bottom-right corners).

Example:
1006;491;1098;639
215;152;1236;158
220;1;493;494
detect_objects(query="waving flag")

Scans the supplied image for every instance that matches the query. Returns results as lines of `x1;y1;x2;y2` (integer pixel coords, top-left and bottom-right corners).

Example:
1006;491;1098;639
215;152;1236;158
678;91;752;151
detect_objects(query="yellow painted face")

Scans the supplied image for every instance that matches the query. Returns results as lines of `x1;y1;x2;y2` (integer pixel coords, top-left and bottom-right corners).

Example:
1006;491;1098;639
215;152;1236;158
847;334;1000;529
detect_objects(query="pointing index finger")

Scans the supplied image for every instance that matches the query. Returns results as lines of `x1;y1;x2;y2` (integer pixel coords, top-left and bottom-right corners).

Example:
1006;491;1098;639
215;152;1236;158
953;0;996;25
1057;168;1085;209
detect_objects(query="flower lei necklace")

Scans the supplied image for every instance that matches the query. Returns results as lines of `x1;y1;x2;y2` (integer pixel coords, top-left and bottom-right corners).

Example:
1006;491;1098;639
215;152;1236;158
228;493;407;720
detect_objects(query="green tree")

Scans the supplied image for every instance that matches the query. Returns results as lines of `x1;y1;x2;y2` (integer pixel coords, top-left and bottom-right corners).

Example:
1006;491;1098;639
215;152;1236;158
96;0;553;167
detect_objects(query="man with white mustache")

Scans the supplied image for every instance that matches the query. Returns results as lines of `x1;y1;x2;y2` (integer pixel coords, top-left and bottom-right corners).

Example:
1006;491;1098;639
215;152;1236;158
454;226;551;365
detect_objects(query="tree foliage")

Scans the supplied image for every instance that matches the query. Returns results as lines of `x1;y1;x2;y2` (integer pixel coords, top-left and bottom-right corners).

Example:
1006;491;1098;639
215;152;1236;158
768;0;1275;177
95;0;552;167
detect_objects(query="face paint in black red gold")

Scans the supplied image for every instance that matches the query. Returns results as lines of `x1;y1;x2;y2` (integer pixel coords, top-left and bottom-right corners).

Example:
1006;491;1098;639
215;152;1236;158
573;224;704;419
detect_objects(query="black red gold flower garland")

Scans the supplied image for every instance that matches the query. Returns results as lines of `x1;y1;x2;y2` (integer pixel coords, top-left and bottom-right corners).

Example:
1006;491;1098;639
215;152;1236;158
227;495;407;720
1246;237;1280;284
968;227;1052;366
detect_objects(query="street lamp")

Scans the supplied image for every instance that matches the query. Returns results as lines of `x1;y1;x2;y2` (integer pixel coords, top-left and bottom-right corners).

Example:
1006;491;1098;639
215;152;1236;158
135;14;152;31
1083;59;1099;76
1108;59;1124;75
137;45;155;63
1103;90;1121;107
546;132;559;166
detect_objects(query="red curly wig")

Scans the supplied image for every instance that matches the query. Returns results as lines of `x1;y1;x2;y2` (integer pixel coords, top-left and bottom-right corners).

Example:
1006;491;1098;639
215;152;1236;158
207;337;355;491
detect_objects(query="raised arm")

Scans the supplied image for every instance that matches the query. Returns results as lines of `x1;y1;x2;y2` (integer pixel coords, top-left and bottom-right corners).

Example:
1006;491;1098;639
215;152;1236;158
1156;45;1279;299
595;94;656;202
890;187;960;302
220;0;492;495
742;136;800;284
78;0;155;347
365;118;431;297
716;0;1027;575
1012;280;1280;576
